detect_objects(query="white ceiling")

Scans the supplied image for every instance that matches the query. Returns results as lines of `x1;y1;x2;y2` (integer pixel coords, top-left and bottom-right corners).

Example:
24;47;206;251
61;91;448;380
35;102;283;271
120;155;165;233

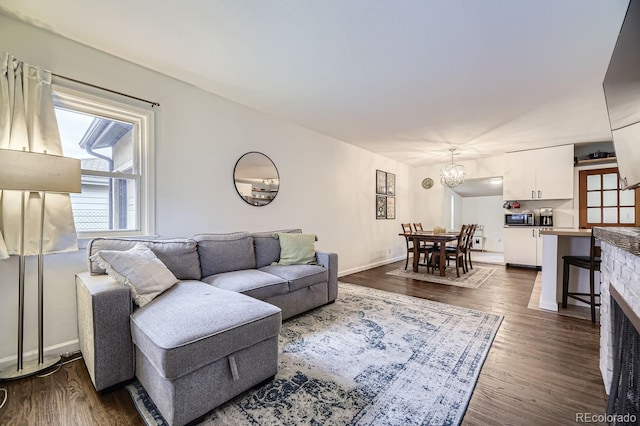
0;0;630;166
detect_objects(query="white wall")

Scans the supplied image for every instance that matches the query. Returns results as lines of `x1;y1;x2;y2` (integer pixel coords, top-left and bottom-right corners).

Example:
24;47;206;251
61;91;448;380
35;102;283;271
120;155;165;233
462;195;505;252
0;15;411;364
410;156;505;228
409;164;443;228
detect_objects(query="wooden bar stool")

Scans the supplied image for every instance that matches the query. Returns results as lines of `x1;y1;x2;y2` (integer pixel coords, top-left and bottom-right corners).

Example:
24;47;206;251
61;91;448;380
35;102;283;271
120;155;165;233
561;230;601;322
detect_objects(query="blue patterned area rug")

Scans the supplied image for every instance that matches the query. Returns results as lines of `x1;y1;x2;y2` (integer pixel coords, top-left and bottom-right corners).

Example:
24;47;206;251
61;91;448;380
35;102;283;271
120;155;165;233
126;282;502;425
386;265;497;289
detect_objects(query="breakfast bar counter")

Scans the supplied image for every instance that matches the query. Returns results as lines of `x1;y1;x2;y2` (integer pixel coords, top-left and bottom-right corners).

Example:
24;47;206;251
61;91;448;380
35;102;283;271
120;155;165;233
539;228;593;311
540;229;593;237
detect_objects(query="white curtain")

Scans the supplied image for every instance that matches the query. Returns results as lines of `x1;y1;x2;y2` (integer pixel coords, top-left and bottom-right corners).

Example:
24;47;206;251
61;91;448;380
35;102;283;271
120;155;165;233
0;52;78;259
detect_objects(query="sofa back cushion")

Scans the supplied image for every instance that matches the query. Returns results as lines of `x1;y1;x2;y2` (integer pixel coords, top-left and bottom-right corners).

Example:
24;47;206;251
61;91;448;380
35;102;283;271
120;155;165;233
193;232;256;277
251;229;302;268
88;238;201;280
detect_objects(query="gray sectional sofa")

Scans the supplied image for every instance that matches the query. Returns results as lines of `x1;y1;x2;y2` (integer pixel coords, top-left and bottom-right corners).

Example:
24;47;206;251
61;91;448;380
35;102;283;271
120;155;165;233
75;229;338;426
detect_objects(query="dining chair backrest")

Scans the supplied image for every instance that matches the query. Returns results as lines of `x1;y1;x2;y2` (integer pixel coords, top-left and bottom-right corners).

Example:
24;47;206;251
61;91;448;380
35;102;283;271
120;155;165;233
465;224;477;249
413;223;424;232
455;224;468;250
401;223;413;234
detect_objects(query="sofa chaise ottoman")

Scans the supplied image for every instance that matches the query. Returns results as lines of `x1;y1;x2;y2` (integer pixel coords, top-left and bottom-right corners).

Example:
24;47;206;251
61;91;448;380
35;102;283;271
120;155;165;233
75;229;338;425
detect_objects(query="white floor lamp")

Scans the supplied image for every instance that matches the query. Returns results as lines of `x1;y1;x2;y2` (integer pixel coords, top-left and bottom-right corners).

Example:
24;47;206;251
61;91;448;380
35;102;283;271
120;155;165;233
0;148;81;379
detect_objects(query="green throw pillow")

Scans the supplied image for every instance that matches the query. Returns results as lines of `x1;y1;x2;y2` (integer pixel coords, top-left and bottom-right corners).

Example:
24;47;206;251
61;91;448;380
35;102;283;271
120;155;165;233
275;233;318;265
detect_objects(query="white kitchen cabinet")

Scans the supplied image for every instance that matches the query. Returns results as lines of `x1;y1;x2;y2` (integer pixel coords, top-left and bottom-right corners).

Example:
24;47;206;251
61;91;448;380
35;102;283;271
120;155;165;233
535;228;543;267
611;123;640;190
503;150;536;201
504;227;544;267
503;144;574;200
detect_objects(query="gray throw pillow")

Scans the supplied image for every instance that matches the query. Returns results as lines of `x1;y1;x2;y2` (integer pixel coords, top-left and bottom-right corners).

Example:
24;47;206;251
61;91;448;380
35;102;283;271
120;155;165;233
90;243;178;307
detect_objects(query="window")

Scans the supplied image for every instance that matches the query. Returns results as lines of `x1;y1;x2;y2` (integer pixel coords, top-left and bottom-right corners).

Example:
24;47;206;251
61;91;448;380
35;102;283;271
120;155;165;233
53;86;155;238
450;194;455;230
579;167;639;228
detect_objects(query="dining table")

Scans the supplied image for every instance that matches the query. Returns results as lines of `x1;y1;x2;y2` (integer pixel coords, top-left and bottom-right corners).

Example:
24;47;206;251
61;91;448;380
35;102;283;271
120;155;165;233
399;231;459;276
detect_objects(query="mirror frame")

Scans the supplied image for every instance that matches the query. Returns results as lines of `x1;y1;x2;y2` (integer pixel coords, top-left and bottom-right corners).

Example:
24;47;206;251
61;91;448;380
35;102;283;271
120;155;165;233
233;151;280;207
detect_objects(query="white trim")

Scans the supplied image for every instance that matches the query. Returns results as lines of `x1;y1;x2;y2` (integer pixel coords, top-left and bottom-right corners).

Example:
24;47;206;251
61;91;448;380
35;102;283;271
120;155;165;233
0;339;80;370
539;301;560;312
338;255;406;277
80;170;139;179
52;85;155;238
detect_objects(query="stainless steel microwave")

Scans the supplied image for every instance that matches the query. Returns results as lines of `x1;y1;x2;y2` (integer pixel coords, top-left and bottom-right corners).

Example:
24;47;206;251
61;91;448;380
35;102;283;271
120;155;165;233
505;213;534;226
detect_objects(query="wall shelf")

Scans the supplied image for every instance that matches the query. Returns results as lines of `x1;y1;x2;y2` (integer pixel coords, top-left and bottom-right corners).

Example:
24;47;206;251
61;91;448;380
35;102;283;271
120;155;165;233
574;156;617;166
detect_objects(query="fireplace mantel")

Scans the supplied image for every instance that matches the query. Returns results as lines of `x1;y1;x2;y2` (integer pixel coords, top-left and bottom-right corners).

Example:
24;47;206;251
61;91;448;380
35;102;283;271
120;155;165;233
594;227;640;258
593;226;640;393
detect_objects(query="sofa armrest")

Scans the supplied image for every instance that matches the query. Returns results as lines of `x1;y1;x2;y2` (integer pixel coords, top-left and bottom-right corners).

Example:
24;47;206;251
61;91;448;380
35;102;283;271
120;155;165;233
316;251;338;302
76;271;135;391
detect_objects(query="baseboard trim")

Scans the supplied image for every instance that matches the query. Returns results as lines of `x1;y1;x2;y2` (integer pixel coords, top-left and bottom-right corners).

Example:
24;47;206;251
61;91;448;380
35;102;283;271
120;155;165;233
338;255;406;277
539;301;559;312
0;339;80;370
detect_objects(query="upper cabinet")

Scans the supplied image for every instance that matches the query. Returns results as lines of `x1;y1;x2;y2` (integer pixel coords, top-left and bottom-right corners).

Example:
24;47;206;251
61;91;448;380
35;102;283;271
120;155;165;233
503;145;574;201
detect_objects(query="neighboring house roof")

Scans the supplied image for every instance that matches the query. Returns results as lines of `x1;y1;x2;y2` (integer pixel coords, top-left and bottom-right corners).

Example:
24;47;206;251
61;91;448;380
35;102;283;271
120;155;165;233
79;118;131;150
80;157;110;172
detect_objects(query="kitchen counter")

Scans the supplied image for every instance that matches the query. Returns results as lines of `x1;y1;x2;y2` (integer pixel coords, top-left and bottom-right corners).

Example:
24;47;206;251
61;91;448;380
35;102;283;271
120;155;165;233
540;228;592;237
539;229;594;311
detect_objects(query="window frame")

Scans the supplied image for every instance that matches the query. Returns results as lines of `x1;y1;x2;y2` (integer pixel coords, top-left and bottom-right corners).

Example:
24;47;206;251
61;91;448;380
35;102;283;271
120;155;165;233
52;85;156;239
578;166;639;228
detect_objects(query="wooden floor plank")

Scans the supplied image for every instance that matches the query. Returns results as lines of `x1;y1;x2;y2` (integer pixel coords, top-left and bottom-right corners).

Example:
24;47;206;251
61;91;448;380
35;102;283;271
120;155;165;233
0;262;607;425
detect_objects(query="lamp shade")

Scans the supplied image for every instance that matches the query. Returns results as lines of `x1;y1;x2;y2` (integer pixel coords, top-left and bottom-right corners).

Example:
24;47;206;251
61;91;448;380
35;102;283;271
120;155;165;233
0;149;81;193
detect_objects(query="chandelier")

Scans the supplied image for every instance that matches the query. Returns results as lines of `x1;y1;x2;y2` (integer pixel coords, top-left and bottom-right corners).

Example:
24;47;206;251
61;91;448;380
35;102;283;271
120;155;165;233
440;148;465;187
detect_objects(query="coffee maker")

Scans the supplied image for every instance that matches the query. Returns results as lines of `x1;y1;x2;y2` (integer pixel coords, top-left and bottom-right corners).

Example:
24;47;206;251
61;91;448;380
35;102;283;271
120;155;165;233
540;207;553;227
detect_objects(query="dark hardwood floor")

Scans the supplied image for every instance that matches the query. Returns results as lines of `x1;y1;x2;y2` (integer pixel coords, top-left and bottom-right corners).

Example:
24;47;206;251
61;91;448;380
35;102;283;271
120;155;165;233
0;261;607;425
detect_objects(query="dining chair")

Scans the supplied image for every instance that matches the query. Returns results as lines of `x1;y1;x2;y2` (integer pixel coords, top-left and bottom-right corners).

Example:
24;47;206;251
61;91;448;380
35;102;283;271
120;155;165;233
412;223;435;251
431;224;468;277
561;229;601;322
401;223;429;269
460;224;477;272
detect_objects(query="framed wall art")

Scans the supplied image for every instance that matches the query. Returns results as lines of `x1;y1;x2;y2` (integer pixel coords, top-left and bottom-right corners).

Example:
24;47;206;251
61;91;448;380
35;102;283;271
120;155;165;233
386;196;395;219
376;195;387;219
376;170;387;195
386;173;396;196
375;170;396;220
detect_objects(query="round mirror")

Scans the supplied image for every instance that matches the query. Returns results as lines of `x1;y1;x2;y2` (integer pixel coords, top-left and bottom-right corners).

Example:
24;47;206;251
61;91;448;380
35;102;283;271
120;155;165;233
233;152;280;206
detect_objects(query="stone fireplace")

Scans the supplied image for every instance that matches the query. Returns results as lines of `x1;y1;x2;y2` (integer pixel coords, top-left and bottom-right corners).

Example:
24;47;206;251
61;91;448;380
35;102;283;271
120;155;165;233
594;227;640;415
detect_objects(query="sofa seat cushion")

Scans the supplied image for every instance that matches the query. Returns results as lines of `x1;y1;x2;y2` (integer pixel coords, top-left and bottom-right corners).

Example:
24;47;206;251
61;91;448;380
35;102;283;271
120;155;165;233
259;264;328;292
130;281;281;380
202;270;288;300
